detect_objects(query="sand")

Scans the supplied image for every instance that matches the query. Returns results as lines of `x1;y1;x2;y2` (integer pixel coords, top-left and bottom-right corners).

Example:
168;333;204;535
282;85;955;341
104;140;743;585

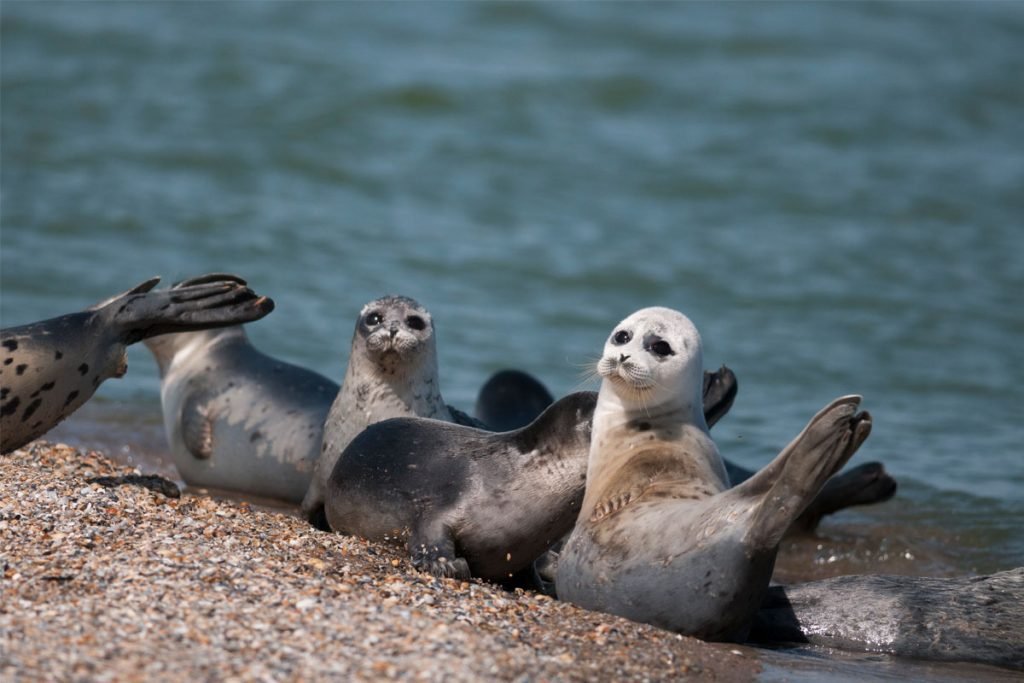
1;442;759;681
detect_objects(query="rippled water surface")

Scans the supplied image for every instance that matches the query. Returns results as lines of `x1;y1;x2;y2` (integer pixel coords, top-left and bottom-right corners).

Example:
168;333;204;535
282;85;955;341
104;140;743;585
3;2;1023;678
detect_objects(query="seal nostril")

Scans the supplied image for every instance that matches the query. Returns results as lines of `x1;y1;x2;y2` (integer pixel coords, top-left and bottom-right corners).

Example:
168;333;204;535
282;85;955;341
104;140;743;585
620;354;630;363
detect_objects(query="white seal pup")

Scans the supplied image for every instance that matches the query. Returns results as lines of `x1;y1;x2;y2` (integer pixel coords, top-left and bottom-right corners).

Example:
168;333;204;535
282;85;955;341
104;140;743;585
324;367;739;582
144;325;338;503
556;307;871;642
301;295;480;528
1;274;273;454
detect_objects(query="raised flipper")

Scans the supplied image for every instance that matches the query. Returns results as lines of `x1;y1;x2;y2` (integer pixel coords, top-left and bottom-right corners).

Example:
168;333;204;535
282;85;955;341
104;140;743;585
727;458;897;534
408;518;471;580
736;395;872;549
787;461;897;533
105;273;274;344
702;365;737;429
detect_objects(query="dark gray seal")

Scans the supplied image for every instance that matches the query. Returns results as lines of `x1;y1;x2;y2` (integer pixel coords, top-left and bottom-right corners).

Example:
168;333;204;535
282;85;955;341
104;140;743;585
750;568;1024;670
1;274;273;454
302;295;480;528
473;369;555;432
144;325;338;503
555;307;871;642
323;366;739;582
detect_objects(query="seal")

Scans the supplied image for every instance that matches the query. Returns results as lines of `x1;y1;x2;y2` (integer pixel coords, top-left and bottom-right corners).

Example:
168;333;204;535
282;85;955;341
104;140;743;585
301;295;480;528
144;325;338;503
323;367;739;581
555;307;871;642
750;568;1024;670
477;367;895;535
1;274;273;454
473;369;555;432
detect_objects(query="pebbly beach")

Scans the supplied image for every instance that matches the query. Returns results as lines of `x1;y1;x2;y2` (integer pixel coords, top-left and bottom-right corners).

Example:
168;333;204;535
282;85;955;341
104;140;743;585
1;442;759;682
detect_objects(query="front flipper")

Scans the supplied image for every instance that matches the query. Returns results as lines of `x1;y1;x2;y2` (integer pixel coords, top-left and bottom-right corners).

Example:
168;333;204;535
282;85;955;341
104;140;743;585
180;392;216;460
408;518;471;580
738;395;872;549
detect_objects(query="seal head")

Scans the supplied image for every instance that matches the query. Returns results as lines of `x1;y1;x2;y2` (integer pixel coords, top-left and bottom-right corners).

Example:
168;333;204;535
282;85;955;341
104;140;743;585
302;295;478;527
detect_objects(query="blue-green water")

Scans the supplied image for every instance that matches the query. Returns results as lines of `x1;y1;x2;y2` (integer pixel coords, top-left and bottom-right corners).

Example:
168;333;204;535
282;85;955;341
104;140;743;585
2;1;1023;675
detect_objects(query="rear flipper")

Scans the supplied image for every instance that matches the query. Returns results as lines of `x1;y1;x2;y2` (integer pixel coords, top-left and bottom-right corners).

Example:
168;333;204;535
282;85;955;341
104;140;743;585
738;395;872;549
787;461;897;534
99;273;274;344
726;459;897;535
702;365;738;429
408;518;471;580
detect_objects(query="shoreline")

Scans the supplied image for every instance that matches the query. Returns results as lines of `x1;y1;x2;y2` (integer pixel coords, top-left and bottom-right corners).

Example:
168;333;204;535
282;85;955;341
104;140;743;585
1;442;758;681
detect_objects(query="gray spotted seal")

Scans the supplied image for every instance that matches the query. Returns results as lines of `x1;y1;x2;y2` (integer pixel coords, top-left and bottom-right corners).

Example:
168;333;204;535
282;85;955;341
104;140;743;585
751;568;1024;670
144;325;338;503
324;367;738;581
1;274;273;454
301;295;480;528
555;307;871;642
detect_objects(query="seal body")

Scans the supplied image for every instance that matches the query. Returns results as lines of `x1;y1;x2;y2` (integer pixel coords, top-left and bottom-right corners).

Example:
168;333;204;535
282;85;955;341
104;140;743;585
556;307;871;642
324;367;739;582
326;392;597;580
302;296;479;526
1;274;273;454
751;568;1024;670
144;326;337;503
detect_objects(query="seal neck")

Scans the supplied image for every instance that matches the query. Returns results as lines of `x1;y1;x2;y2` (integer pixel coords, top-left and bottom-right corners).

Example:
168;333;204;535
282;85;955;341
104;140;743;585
580;380;725;520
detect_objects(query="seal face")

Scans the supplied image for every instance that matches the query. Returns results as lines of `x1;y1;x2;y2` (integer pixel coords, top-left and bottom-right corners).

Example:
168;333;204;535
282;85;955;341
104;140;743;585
1;274;273;454
301;295;479;527
556;307;872;642
144;326;338;503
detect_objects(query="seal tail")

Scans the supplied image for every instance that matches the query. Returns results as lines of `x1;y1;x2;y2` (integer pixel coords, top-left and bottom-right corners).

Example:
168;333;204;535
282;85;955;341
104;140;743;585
735;395;872;549
102;274;274;345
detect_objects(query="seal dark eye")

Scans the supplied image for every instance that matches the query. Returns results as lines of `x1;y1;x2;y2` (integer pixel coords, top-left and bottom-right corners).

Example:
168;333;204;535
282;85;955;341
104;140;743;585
365;312;383;326
612;330;631;345
406;315;426;331
649;340;674;357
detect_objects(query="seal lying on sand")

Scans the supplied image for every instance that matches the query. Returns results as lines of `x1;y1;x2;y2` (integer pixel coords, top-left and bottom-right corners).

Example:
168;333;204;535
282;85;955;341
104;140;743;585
324;367;739;581
144;325;338;503
750;568;1024;671
302;295;481;528
555;307;871;642
476;368;895;534
1;274;273;454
